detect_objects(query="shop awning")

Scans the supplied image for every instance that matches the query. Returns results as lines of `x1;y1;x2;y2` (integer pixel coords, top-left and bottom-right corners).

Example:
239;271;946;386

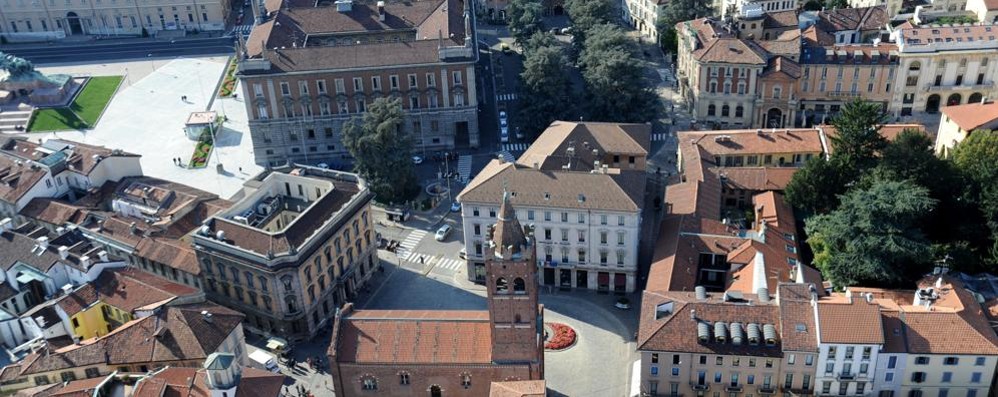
598;272;609;284
614;273;626;287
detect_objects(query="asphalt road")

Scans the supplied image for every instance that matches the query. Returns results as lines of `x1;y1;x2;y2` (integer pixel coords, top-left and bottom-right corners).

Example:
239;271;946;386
0;37;236;64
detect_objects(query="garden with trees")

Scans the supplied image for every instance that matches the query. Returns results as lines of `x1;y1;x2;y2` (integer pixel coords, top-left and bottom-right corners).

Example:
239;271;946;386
785;99;998;289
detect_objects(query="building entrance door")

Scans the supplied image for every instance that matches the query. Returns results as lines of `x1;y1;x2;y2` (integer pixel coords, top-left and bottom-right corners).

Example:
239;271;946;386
67;12;83;34
576;270;588;289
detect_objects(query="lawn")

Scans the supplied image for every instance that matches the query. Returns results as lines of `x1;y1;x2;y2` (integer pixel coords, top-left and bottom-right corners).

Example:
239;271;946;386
28;75;123;132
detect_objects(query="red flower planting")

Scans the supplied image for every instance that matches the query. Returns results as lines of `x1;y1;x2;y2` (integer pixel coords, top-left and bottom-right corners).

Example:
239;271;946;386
544;323;576;350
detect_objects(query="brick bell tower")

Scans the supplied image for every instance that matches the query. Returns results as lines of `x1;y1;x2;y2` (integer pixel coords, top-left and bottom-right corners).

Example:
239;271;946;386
485;190;544;378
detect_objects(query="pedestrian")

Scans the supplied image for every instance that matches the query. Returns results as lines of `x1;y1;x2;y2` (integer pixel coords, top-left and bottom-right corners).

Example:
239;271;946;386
239;166;243;173
419;255;425;265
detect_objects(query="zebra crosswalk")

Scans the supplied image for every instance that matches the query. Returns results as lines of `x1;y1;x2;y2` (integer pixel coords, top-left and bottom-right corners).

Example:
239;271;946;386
434;257;464;271
652;132;670;141
231;24;253;36
457;155;472;183
500;143;529;152
395;229;428;259
497;93;518;101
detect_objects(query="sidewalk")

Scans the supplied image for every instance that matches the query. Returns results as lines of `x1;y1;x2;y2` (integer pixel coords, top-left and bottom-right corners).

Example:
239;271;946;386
0;32;227;50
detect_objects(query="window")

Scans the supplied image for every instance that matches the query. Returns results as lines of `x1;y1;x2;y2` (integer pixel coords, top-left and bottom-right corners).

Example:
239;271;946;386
85;368;100;378
975;357;986;366
716;356;723;365
911;372;926;383
845;347;854;359
389;75;399;89
822;382;831;394
942;372;952;383
805;355;814;366
862;347;871;360
700;356;708;365
453;71;463;85
825;362;834;374
885;372;894;382
944;357;959;365
72;318;80;328
971;372;982;383
399;373;410;385
915;357;929;365
426;73;436;87
787;354;796;365
672;368;680;376
371;76;381;91
887;356;897;369
828;346;837;358
461;375;471;388
408;74;418;88
361;378;377;390
334;79;345;93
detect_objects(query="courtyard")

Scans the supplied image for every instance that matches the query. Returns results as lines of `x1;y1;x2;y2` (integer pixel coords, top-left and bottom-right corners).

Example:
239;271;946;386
27;57;263;199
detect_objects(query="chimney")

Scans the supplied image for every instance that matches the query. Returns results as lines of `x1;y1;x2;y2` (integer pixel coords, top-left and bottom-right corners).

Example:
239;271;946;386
80;256;91;268
36;236;49;251
0;218;11;232
201;310;213;322
935;276;944;288
58;246;69;260
377;1;386;21
98;251;108;262
129;222;138;235
334;0;352;12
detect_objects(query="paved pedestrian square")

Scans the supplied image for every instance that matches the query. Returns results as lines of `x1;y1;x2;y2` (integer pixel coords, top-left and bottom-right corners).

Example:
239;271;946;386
32;57;263;199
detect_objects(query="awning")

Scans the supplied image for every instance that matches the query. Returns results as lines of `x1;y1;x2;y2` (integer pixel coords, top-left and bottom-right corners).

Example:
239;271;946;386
598;272;609;285
614;273;626;287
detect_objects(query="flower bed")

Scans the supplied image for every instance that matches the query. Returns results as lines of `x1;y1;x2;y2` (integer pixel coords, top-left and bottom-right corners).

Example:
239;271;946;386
189;139;213;168
544;322;577;351
218;58;238;98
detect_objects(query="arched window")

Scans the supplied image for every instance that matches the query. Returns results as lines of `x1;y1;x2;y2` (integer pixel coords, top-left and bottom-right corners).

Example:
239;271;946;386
399;372;410;385
361;377;377;390
707;104;716;116
909;61;921;71
735;106;744;117
496;277;508;293
513;278;526;293
324;246;332;262
515;314;522;323
721;104;730;117
461;374;472;388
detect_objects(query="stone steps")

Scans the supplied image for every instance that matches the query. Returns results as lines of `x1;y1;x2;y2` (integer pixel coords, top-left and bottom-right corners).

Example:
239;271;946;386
0;110;33;134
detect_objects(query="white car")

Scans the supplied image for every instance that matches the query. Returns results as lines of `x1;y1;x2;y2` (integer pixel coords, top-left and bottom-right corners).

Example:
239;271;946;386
412;156;423;165
500;127;509;143
435;224;452;241
316;162;329;169
499;110;508;124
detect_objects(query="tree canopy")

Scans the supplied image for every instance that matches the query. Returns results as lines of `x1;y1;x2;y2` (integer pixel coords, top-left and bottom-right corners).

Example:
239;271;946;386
578;24;657;122
656;0;712;51
806;178;937;289
507;0;545;46
564;0;615;46
828;99;889;174
518;35;573;136
341;97;419;204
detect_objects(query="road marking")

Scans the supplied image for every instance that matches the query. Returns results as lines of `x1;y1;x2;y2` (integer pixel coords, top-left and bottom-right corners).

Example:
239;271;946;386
652;133;670;141
497;93;518;101
457;155;472;183
500;143;529;152
434;258;464;271
395;229;428;259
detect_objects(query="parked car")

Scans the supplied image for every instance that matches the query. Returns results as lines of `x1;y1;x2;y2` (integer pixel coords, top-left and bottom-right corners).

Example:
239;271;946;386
459;248;467;259
501;126;510;143
450;202;461;212
412;156;423;165
316;162;330;169
435;224;453;241
501;42;512;54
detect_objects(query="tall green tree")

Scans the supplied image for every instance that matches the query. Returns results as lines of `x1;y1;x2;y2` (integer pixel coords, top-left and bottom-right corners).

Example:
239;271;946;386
656;0;713;51
578;24;657;122
829;99;889;174
507;0;545;47
805;178;937;289
784;157;849;215
564;0;615;46
519;37;573;136
952;130;998;267
341;97;419;204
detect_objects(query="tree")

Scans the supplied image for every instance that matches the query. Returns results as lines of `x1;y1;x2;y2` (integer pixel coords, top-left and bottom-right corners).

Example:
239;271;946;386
564;0;615;46
952;130;998;267
518;38;573;136
507;0;545;47
825;0;849;8
829;99;889;174
341;97;419;204
578;24;658;122
784;157;849;215
805;178;937;289
656;0;713;51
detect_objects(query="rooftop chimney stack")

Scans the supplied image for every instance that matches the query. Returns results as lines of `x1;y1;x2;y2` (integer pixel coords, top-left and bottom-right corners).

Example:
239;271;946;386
36;236;49;251
58;246;69;260
377;1;386;21
0;218;11;232
98;251;108;262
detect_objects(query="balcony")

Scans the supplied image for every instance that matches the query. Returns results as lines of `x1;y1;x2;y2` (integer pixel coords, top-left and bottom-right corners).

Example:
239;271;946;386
837;372;856;381
692;384;709;391
726;385;744;392
759;387;776;394
924;82;994;92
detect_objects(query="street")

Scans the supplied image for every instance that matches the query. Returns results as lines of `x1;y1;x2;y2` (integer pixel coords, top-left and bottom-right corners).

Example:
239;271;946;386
0;37;236;64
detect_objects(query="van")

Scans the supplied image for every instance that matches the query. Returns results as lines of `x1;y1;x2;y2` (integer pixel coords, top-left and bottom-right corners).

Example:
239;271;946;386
250;349;280;372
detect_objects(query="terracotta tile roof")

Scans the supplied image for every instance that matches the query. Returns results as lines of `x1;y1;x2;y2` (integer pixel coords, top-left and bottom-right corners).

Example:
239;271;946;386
334;309;493;364
489;380;546;397
50;375;108;397
817;298;884;344
815;6;888;33
458;160;644;212
880;310;907;353
899;23;998;47
13;383;61;397
638;291;783;355
821;123;925;151
680;129;826;157
209;172;367;257
12;304;242;376
135;238;201;275
137;366;284;397
763;10;800;29
802;25;835;46
57;283;99;317
91;267;199;311
0;150;48;207
941;101;998;131
762;56;801;79
516;121;650;172
778;284;819;352
680;19;768;64
755;38;801;60
20;199;87;226
0;229;65;273
245;0;468;74
715;167;797;191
